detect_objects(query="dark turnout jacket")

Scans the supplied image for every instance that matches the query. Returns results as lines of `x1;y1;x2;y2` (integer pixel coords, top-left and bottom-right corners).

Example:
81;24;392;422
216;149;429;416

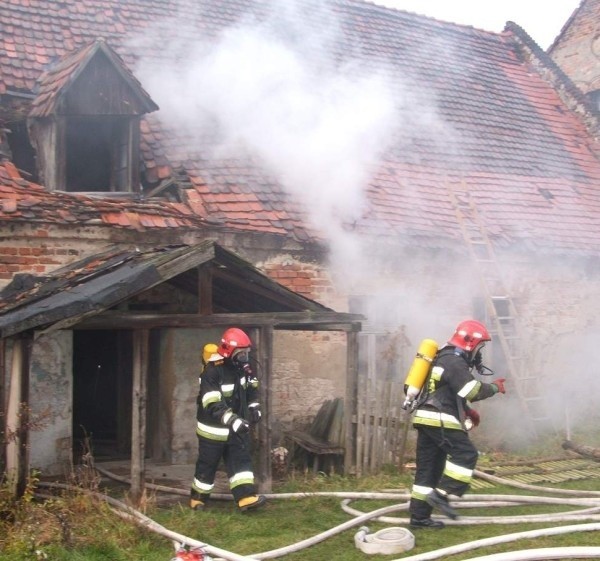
412;346;498;431
195;358;259;441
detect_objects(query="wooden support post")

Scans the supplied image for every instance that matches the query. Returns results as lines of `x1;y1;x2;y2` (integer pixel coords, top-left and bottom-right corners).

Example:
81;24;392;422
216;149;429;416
197;264;213;315
130;329;149;504
253;326;273;493
345;330;359;475
5;335;32;498
0;339;5;473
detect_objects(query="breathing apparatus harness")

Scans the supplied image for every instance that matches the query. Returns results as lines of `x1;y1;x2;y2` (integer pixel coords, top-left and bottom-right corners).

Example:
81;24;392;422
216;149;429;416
416;345;494;435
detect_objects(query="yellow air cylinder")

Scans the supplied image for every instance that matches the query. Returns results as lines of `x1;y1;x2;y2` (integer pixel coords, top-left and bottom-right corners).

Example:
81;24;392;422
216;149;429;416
402;338;438;410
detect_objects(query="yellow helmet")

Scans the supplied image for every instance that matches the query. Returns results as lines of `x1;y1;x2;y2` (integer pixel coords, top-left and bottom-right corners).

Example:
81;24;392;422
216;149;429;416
202;343;221;365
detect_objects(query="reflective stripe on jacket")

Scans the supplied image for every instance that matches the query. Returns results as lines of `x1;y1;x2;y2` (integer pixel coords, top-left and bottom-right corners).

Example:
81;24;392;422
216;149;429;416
196;360;259;441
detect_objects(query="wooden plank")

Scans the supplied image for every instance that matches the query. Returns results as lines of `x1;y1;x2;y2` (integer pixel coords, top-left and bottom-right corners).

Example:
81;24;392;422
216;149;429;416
363;378;372;474
5;339;23;498
381;380;393;467
355;363;365;476
370;379;382;473
345;330;358;475
130;329;149;505
76;311;364;331
197;264;213;315
0;340;5;473
255;325;273;493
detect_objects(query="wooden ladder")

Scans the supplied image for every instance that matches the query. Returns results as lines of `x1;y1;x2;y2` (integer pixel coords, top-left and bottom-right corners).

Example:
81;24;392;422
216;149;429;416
448;179;554;436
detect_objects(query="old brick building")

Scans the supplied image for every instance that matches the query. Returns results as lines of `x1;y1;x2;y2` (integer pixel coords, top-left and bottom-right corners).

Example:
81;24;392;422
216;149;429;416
2;0;600;484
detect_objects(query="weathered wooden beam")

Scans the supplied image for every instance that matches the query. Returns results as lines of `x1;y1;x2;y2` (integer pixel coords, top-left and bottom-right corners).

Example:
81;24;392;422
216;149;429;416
562;439;600;460
5;335;32;498
255;325;273;493
345;331;358;475
0;340;5;473
75;311;364;331
198;264;213;315
130;329;149;504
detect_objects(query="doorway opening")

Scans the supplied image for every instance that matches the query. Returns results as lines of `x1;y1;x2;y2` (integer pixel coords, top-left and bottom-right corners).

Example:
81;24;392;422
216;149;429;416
72;330;132;462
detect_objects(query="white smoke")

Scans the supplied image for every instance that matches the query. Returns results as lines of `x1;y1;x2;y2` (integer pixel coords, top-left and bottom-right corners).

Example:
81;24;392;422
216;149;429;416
132;1;399;282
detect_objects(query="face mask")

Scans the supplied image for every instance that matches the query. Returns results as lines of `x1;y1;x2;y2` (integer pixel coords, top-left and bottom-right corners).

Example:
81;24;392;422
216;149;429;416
232;349;250;364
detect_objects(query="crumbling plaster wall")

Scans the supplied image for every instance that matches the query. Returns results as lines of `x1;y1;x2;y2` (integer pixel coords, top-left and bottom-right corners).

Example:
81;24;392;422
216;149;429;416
156;327;223;465
28;330;73;476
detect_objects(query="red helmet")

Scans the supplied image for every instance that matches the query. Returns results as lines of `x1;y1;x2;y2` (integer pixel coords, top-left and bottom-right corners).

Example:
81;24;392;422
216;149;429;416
448;320;491;352
218;327;252;358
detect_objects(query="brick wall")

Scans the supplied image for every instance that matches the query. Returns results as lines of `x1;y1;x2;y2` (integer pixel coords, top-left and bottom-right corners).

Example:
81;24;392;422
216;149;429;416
261;256;340;307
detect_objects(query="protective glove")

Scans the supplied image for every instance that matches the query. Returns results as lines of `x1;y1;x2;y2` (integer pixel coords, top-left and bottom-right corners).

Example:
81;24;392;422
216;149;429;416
248;403;262;424
465;408;480;427
492;378;506;394
231;417;250;434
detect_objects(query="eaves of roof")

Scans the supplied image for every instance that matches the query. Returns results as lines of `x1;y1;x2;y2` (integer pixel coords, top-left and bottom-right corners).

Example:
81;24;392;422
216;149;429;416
0;240;340;338
0;161;206;232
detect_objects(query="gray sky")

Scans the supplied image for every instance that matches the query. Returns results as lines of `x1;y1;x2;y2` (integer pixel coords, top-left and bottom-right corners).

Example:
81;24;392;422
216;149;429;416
372;0;581;49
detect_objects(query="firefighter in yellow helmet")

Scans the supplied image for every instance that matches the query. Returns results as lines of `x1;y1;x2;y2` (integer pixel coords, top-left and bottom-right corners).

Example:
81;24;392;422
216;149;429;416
190;328;265;512
408;320;506;528
201;343;220;371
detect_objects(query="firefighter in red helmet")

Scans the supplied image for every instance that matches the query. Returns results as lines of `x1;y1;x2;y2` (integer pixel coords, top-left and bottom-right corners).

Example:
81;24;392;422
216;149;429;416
408;319;506;528
190;327;265;512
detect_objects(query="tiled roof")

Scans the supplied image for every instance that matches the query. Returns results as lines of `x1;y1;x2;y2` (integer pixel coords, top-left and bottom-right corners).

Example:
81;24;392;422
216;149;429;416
30;38;158;117
2;0;600;252
0;161;204;231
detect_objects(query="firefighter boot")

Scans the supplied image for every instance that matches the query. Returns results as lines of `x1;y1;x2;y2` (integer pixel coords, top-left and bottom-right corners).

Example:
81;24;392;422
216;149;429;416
237;495;266;512
190;493;209;511
409;517;445;529
426;490;458;520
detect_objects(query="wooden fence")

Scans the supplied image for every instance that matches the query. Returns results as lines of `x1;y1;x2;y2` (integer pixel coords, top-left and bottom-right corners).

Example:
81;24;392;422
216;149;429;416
353;329;414;475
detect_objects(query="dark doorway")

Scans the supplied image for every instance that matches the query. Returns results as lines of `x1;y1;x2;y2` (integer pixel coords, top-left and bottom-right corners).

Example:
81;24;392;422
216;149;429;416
72;330;132;462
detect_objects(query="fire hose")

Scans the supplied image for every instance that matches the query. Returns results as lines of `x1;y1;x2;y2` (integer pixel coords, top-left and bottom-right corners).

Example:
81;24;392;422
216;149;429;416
354;526;415;554
37;466;600;561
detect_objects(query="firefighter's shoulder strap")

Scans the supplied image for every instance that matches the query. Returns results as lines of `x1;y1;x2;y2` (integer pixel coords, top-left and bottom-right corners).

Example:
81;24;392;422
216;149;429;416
414;346;456;408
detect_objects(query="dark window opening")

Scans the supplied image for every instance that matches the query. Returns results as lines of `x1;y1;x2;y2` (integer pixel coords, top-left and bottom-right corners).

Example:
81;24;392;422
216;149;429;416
6;121;38;182
65;117;130;192
72;330;132;462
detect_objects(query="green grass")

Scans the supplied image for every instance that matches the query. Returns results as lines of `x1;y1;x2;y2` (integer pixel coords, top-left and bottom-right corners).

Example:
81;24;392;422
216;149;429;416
2;469;600;561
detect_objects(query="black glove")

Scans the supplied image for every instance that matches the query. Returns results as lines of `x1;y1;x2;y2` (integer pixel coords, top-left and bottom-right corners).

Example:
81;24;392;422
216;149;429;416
230;416;250;434
248;403;262;424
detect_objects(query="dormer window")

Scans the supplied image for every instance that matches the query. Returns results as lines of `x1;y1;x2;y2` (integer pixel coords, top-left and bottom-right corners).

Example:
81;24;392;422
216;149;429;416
65;116;136;192
27;39;157;195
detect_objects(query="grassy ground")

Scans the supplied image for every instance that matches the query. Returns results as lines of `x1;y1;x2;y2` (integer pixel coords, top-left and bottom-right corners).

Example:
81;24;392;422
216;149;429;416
2;460;600;561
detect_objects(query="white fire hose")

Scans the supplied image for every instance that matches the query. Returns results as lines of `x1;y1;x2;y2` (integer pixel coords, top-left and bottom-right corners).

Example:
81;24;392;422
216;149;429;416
37;466;600;561
354;526;415;554
462;547;600;561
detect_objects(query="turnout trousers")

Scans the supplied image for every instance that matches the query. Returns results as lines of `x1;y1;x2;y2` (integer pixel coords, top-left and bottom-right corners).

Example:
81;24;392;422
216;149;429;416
409;424;479;519
191;431;256;503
